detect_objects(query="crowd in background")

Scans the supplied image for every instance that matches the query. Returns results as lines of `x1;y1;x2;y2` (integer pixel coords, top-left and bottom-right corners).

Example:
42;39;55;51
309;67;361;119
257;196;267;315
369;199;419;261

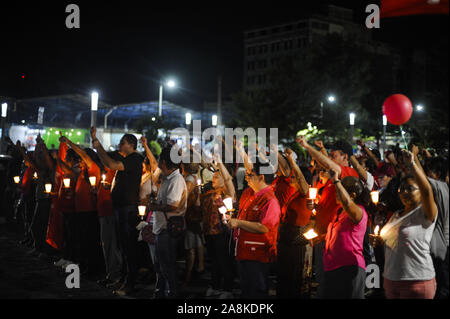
0;128;448;299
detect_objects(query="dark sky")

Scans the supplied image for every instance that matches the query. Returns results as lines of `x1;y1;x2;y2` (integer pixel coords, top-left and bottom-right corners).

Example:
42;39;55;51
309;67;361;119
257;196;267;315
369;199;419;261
0;0;448;110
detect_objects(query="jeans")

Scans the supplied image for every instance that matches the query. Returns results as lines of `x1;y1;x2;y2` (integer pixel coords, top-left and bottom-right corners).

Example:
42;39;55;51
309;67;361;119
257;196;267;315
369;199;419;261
113;205;139;286
154;230;179;297
238;260;271;299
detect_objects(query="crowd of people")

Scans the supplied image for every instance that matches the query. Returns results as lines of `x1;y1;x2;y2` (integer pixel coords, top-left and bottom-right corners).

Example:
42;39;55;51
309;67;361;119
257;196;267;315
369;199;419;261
0;127;448;299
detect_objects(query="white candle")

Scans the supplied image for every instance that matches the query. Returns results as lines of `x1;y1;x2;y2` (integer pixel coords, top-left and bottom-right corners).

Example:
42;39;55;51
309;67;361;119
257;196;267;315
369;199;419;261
223;197;233;211
89;176;96;187
63;178;71;188
370;191;379;205
138;205;146;217
13;176;20;184
308;187;318;200
374;225;380;236
303;229;318;240
33;172;38;179
45;183;52;193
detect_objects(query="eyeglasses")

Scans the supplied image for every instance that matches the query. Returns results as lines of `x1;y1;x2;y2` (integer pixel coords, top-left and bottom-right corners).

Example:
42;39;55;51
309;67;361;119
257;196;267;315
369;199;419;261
245;173;257;178
398;185;419;193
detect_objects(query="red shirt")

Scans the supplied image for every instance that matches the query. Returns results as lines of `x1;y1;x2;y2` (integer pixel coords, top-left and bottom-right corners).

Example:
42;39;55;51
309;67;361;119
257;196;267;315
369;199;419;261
315;165;359;235
97;167;115;217
75;164;100;212
282;192;311;227
272;175;297;220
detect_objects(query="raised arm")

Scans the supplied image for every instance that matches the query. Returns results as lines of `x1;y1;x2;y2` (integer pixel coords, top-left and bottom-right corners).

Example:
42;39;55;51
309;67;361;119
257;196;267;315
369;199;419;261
235;139;253;172
90;127;124;171
60;135;95;169
284;148;308;196
357;140;380;168
330;168;363;224
403;150;437;223
314;140;328;157
35;134;54;172
350;155;368;182
213;153;236;201
14;141;35;169
297;136;342;177
140;136;158;173
270;144;291;177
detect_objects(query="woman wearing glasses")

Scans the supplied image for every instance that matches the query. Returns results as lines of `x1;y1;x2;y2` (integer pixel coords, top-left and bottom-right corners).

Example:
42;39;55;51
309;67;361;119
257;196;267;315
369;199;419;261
371;150;438;299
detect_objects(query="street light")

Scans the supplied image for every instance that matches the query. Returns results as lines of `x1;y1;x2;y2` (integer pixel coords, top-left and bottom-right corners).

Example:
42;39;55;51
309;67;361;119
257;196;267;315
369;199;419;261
159;79;177;117
327;95;336;103
91;91;99;127
1;103;7;154
349;112;355;143
185;112;192;126
212;115;218;126
416;104;424;112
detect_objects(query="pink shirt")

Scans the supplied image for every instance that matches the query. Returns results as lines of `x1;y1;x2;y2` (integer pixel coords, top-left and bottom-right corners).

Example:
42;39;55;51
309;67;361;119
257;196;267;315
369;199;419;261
323;205;368;272
255;186;281;229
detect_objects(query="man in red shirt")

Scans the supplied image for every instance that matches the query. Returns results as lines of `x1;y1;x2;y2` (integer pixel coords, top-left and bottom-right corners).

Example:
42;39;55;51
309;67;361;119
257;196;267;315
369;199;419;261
227;161;281;299
297;137;359;295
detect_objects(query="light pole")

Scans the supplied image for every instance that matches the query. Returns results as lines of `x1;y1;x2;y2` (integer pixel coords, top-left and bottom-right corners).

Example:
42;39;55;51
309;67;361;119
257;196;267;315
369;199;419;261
158;79;176;117
212;114;218;127
349;112;355;144
185;112;192;130
1;103;7;154
91;92;99;128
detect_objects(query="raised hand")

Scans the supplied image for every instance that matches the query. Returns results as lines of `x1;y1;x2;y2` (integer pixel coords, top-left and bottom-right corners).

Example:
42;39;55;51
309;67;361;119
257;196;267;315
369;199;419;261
314;140;324;149
296;136;309;149
59;135;68;144
402;149;414;167
411;144;419;157
90;126;97;140
329;168;339;182
140;135;148;146
284;147;294;158
356;140;365;147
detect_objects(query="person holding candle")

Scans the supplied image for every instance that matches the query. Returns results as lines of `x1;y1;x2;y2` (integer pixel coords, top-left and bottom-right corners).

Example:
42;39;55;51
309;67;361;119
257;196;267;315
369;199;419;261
90;128;143;296
148;146;187;299
200;152;236;299
226;160;281;299
370;150;438;299
318;168;370;299
297;137;359;295
276;147;313;299
58;135;103;277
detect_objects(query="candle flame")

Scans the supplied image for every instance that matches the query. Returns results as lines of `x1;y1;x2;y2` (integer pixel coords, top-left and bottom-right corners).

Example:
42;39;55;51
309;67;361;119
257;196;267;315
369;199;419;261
374;225;380;236
13;176;20;184
102;174;106;181
370;191;379;204
304;229;318;240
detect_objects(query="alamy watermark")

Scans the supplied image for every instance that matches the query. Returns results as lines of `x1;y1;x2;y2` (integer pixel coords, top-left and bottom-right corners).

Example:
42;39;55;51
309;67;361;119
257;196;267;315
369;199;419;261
168;121;279;174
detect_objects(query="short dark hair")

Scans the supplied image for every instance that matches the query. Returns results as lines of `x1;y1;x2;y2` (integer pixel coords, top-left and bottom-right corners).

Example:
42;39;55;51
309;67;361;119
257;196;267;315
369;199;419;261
159;146;179;170
252;158;276;185
331;140;353;159
122;134;138;150
341;176;370;207
425;157;448;181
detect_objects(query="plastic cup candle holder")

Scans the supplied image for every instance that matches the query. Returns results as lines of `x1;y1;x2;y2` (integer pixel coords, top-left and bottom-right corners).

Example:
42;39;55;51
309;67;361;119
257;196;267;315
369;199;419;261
303;229;318;240
370;191;379;205
63;178;71;188
138;205;147;219
374;225;380;236
308;187;318;200
223;197;234;211
89;176;97;187
13;176;20;184
45;183;52;193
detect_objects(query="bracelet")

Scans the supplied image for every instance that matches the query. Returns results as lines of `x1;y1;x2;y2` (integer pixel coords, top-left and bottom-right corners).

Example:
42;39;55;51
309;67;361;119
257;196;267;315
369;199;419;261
333;180;341;184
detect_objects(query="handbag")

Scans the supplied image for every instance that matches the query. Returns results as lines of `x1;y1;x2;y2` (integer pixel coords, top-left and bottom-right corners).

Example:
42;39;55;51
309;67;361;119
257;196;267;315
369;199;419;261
141;223;156;244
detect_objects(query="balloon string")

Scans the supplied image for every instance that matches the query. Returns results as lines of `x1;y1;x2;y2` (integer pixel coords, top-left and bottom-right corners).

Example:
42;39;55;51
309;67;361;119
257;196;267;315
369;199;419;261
400;125;408;151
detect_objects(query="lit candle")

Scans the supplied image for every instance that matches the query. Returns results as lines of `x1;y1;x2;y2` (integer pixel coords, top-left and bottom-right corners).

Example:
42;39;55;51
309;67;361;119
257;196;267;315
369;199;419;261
370;191;379;205
63;178;71;188
223;197;233;211
13;176;20;184
197;178;202;185
374;225;380;236
312;209;316;216
218;206;227;215
45;183;52;193
102;174;106;182
33;172;38;179
138;205;146;218
89;176;96;187
303;229;318;240
308;187;318;200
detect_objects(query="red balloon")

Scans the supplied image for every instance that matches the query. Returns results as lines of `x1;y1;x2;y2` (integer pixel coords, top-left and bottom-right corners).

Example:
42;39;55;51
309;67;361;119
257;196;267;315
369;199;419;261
382;94;413;125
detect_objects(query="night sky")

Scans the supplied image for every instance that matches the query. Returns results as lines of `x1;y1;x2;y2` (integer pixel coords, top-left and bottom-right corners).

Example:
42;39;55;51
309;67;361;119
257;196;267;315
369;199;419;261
0;0;448;110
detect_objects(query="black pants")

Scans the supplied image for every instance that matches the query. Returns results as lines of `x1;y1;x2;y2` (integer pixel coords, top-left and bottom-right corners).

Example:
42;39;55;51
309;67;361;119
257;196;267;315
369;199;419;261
21;196;36;241
318;265;366;299
78;211;102;273
433;247;449;299
114;205;139;286
205;232;234;291
62;211;77;262
238;260;271;299
277;242;306;298
30;198;52;253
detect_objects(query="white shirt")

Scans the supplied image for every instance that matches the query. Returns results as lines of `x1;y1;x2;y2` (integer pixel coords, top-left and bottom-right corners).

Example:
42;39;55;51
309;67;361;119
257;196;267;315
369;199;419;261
152;169;187;235
381;205;436;281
